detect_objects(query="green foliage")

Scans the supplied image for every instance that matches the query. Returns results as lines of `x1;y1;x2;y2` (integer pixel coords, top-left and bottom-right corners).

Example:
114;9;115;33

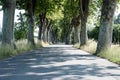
112;24;120;44
14;12;28;40
88;24;120;44
88;26;99;41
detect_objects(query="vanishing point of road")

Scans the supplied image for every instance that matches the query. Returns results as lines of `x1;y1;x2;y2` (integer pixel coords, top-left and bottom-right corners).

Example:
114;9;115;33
0;45;120;80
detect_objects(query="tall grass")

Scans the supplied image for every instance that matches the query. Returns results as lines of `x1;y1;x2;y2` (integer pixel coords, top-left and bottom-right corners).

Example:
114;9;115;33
15;39;33;53
0;39;43;60
0;44;17;59
99;45;120;64
74;39;120;64
80;40;97;54
73;40;97;53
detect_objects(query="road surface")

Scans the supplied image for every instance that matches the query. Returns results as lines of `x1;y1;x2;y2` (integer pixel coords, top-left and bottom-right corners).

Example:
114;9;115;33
0;45;120;80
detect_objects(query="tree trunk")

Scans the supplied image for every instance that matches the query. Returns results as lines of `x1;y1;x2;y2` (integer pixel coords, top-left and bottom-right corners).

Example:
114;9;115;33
42;26;47;42
74;26;79;43
78;0;90;46
80;17;88;45
27;0;35;46
96;0;117;54
38;22;43;40
42;18;48;43
65;24;72;44
2;0;16;46
38;13;46;41
38;15;43;41
47;21;52;43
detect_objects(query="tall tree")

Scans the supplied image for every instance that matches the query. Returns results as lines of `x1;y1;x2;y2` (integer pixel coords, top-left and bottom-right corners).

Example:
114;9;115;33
16;0;36;46
2;0;16;46
71;16;80;43
27;0;36;46
96;0;117;54
79;0;90;46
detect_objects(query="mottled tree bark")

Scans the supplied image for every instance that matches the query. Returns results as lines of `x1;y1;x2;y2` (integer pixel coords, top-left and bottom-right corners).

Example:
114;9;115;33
27;0;35;46
74;26;79;43
47;20;52;43
38;15;43;41
71;16;80;44
2;0;16;46
96;0;117;54
78;0;90;46
42;18;48;43
80;16;88;45
38;12;46;41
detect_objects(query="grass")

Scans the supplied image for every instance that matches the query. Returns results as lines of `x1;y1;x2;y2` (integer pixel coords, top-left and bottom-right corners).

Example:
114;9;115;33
74;39;120;65
0;44;17;59
0;39;44;60
99;45;120;64
73;40;97;54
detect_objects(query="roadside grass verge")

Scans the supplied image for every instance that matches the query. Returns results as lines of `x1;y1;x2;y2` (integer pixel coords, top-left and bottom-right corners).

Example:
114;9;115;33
73;40;97;54
80;40;97;54
73;39;120;65
0;39;43;60
99;45;120;64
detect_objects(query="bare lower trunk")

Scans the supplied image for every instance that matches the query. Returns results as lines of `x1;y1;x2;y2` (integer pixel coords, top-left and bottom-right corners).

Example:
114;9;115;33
2;0;16;46
38;22;43;41
80;17;88;46
96;0;117;54
38;13;46;41
74;26;79;43
78;0;90;46
42;26;47;42
27;0;35;46
28;16;35;45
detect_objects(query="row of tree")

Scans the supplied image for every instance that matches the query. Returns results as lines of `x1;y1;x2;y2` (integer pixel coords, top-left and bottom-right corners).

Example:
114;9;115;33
0;0;63;46
60;0;118;54
0;0;119;54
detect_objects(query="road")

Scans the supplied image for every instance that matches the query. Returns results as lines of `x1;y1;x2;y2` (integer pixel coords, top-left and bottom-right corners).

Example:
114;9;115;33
0;45;120;80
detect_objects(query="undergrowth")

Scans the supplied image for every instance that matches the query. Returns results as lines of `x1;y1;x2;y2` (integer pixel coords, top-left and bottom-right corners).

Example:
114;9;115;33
0;39;45;60
74;39;120;65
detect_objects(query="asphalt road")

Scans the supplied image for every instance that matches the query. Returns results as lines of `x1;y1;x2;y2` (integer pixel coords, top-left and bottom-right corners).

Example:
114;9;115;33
0;45;120;80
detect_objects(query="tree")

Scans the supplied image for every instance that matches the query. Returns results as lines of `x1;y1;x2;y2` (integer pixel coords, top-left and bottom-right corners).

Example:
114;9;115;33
79;0;90;46
96;0;117;54
36;0;64;42
27;0;36;46
2;0;16;47
16;0;36;46
71;16;80;43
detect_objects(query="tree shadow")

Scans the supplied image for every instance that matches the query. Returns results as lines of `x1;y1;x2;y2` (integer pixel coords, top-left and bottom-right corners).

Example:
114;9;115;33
0;46;120;80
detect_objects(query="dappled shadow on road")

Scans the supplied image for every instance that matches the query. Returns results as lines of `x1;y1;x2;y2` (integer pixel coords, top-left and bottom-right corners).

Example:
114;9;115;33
0;46;120;80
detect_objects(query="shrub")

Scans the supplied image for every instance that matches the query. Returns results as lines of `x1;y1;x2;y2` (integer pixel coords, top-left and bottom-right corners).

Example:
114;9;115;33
88;26;99;41
88;24;120;44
